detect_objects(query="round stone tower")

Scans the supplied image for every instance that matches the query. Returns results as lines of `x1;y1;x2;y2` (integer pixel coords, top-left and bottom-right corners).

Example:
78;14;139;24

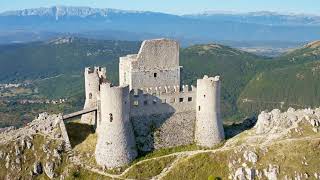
195;75;225;147
81;67;106;125
95;82;137;168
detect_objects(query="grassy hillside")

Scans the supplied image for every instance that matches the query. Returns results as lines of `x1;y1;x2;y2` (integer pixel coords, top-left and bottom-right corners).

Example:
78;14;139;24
238;41;320;116
239;61;320;115
0;37;140;82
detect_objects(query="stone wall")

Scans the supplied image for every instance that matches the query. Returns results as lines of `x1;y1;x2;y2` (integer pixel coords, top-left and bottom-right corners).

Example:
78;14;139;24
128;85;197;152
119;39;180;90
131;111;196;152
130;85;196;117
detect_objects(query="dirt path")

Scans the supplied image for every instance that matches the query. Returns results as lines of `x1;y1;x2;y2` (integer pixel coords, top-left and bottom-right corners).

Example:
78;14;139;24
69;134;320;180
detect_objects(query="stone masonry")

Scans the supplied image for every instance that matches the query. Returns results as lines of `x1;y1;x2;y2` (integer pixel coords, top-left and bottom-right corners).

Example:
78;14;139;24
81;38;225;168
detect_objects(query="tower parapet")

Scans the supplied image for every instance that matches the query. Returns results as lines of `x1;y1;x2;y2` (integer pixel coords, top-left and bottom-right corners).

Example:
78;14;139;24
195;75;225;147
95;82;137;168
81;66;106;125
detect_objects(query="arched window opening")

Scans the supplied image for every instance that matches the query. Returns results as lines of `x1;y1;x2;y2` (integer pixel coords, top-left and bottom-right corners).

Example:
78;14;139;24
89;93;93;99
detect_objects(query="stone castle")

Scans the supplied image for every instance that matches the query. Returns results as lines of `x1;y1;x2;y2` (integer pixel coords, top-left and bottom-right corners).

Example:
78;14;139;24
80;39;225;168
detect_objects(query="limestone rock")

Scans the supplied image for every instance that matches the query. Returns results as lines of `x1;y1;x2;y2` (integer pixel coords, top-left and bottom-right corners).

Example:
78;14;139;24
15;157;21;164
5;161;10;169
263;164;279;180
255;107;320;136
26;140;33;149
44;162;55;179
243;150;258;164
33;161;43;175
15;145;21;156
233;167;255;180
0;150;4;159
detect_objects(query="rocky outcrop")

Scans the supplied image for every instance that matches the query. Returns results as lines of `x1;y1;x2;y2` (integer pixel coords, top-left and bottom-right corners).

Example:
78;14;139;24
0;112;68;179
263;164;279;180
233;167;256;180
33;161;43;175
243;150;258;164
255;107;320;135
0;112;63;144
44;162;55;179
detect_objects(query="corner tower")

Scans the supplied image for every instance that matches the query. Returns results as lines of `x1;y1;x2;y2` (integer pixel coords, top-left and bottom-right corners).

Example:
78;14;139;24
95;82;137;168
195;75;225;147
81;67;106;125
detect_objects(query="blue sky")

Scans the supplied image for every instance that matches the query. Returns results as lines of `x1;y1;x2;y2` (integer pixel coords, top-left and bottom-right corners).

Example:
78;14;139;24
1;0;319;15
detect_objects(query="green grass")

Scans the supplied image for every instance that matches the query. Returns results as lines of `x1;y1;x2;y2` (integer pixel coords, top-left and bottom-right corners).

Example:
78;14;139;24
136;144;201;161
253;139;320;179
123;156;176;179
65;166;112;180
162;151;230;180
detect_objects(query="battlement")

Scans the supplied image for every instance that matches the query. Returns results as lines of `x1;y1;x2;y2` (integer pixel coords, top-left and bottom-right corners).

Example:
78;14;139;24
130;84;197;117
197;75;221;85
85;66;107;75
131;84;196;97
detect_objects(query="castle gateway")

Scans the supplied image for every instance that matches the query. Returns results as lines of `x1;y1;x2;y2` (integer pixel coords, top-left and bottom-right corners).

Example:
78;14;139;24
81;39;225;168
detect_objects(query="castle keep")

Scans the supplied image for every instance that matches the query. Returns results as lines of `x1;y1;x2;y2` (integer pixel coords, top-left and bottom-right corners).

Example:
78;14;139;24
81;39;225;168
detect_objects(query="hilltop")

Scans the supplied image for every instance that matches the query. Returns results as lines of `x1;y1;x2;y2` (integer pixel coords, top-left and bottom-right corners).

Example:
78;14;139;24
238;40;320;116
0;107;319;179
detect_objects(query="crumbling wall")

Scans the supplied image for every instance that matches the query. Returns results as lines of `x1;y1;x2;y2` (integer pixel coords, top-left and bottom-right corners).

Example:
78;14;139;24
119;39;180;90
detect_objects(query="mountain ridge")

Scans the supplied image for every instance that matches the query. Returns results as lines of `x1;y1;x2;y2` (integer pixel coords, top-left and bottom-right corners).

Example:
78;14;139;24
0;6;319;43
0;6;158;19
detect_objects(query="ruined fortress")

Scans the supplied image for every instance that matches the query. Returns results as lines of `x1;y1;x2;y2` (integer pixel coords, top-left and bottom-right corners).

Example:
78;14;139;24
80;39;225;168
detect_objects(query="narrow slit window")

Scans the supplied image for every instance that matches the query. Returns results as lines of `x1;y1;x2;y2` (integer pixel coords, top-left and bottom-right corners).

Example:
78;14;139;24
188;97;192;102
198;106;201;111
109;113;113;122
154;73;157;77
89;93;92;99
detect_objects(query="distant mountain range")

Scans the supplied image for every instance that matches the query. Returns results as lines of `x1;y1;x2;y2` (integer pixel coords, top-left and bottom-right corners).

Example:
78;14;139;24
0;6;319;44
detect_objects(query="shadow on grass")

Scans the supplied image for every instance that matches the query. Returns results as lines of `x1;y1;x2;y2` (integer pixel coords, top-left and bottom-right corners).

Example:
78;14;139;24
224;116;257;139
65;121;95;148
